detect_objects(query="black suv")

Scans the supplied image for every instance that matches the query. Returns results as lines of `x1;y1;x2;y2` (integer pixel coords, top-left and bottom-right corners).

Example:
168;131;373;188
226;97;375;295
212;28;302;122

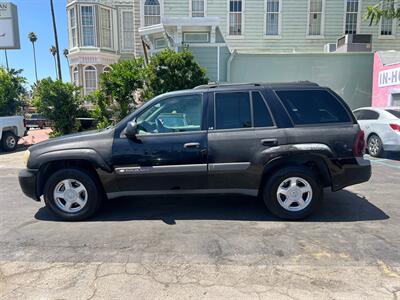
19;82;371;221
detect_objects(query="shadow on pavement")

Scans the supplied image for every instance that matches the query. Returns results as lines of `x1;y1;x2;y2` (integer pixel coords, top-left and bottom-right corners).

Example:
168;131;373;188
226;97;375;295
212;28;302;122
0;145;29;155
35;189;389;224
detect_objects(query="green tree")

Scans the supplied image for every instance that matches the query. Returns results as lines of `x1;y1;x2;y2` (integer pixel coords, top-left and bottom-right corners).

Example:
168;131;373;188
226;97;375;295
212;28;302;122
365;0;400;25
144;49;208;98
100;58;144;122
0;67;26;116
85;90;113;129
32;78;82;135
63;49;69;65
28;32;38;82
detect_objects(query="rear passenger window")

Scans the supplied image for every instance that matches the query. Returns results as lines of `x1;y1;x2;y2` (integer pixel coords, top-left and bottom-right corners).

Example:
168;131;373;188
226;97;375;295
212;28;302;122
276;90;351;125
215;92;251;129
252;92;274;127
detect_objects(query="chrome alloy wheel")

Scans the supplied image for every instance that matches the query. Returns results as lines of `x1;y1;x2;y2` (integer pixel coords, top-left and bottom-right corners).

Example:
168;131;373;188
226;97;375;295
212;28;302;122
368;136;381;156
5;135;16;149
276;177;313;212
53;179;88;213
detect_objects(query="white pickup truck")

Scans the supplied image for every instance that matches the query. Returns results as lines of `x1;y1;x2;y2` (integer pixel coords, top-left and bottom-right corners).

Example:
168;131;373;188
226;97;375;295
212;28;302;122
0;116;26;152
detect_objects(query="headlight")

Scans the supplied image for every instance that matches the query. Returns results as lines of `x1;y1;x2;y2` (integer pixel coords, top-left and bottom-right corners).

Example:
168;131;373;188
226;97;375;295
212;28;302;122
23;150;30;168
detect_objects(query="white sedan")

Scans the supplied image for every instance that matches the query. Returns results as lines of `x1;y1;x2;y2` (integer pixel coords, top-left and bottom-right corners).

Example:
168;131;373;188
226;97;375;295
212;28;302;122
353;107;400;157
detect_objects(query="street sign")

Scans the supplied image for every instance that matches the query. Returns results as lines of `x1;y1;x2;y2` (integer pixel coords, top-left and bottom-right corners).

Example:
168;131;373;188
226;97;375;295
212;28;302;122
0;2;20;49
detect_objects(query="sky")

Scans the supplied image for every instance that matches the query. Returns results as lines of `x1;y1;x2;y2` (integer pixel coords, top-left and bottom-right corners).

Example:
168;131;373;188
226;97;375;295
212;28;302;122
0;0;70;87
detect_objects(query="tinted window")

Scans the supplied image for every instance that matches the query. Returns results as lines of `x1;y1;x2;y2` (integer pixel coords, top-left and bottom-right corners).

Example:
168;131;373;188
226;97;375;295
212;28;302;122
136;94;203;134
276;90;351;125
386;109;400;119
252;92;274;127
353;110;365;120
215;92;251;129
363;110;379;120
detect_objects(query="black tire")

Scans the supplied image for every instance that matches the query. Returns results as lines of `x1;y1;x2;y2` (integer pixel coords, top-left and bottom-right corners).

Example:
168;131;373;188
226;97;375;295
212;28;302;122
367;134;384;158
43;168;103;221
263;166;322;220
1;131;18;152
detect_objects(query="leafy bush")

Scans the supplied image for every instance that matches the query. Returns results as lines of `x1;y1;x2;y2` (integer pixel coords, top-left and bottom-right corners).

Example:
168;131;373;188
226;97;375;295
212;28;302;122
0;67;26;116
32;78;82;135
144;49;208;98
86;90;112;129
100;58;144;122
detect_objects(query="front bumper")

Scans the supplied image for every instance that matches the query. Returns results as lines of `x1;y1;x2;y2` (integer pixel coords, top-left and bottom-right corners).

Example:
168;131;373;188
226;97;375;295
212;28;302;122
331;157;372;191
18;169;40;201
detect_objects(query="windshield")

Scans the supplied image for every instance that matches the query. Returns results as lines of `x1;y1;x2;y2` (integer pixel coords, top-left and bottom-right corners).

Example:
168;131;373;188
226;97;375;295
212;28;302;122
386;109;400;119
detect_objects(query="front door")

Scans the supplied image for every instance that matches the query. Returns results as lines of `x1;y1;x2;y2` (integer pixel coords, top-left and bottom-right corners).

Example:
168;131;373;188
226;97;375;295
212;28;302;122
112;93;208;195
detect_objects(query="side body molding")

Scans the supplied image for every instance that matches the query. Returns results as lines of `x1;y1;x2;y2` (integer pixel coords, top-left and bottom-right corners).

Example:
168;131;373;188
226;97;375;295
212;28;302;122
33;149;112;172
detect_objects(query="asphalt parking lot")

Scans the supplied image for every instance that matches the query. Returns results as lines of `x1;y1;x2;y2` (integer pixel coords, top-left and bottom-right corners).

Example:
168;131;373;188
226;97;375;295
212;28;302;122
1;150;400;299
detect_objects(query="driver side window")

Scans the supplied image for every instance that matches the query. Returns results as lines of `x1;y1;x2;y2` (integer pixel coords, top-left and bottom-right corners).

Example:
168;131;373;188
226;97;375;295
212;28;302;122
136;94;203;135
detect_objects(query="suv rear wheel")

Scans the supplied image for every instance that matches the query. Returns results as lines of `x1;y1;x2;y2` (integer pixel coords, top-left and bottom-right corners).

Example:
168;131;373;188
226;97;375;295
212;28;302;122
263;166;322;220
43;168;102;221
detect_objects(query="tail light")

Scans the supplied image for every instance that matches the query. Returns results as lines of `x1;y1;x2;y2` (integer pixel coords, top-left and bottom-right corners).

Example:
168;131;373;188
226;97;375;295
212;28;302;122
354;130;365;157
389;123;400;132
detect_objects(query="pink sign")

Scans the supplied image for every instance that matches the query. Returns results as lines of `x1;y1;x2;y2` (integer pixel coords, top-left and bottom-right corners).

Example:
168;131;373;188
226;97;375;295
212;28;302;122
372;51;400;107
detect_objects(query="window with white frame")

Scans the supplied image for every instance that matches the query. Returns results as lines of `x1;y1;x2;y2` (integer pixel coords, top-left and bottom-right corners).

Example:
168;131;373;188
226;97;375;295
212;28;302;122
229;0;243;35
380;0;395;36
154;38;167;49
84;66;97;95
308;0;324;36
183;32;210;43
103;66;111;73
69;7;77;48
345;0;359;34
122;11;134;50
72;67;79;86
266;0;280;36
100;7;112;48
192;0;205;17
81;6;96;46
144;0;161;26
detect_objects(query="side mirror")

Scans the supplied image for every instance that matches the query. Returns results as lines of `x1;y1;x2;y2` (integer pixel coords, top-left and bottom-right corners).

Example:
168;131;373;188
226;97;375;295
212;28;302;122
125;121;138;139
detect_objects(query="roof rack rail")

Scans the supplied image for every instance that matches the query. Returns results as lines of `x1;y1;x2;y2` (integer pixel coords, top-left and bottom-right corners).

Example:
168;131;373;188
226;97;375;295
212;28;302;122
193;81;319;90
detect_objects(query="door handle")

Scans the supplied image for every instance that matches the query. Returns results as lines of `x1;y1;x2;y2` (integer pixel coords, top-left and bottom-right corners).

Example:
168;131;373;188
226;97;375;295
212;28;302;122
261;139;278;147
184;142;200;148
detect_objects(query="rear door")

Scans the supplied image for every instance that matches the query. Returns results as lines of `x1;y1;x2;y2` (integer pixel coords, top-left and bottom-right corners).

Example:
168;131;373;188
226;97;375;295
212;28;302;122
206;89;287;194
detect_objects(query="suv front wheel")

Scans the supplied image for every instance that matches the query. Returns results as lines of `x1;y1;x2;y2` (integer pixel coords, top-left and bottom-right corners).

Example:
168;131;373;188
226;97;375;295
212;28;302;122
263;166;322;220
43;168;102;221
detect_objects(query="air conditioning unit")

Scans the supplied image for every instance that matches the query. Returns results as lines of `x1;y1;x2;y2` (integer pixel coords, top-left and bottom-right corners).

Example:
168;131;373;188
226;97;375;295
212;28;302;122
336;34;372;52
324;43;337;53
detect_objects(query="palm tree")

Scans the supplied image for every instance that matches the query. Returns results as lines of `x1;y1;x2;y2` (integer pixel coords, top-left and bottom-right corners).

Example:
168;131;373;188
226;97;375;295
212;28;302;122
28;32;38;82
50;0;62;81
63;49;69;65
49;45;58;78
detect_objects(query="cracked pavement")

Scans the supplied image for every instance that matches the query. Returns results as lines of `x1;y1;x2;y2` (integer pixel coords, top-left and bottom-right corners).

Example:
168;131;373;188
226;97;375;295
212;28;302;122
1;151;400;299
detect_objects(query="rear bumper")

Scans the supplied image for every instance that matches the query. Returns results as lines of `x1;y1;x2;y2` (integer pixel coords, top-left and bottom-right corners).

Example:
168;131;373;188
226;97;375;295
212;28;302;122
18;169;40;201
331;157;371;191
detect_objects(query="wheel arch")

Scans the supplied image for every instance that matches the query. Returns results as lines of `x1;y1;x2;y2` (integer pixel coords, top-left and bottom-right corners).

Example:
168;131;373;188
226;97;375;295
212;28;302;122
258;153;332;196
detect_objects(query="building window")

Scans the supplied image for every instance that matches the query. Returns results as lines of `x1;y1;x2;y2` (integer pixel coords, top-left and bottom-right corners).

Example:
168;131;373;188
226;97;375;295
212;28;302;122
266;0;281;36
154;38;167;49
380;0;395;36
103;66;111;73
81;6;96;46
345;0;359;34
308;0;324;36
144;0;161;26
183;32;210;43
72;67;79;86
228;0;243;35
69;7;77;48
84;66;97;95
122;11;134;51
100;7;112;48
191;0;205;17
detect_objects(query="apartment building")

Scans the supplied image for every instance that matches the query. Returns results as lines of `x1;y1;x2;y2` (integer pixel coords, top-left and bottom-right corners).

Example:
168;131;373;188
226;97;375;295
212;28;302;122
66;0;400;95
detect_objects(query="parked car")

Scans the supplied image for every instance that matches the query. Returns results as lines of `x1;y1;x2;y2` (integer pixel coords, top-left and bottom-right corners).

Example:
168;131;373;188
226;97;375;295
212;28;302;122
0;116;26;152
25;114;49;130
19;82;371;221
352;107;400;157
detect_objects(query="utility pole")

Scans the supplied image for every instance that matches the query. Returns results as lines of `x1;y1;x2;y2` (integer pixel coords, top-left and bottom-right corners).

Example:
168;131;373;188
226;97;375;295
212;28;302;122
50;0;62;81
4;50;9;71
